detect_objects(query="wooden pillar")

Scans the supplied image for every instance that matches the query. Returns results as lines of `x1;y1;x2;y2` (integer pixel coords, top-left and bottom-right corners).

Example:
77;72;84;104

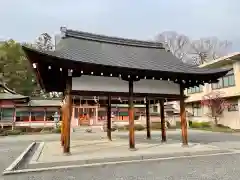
61;104;65;146
95;105;98;125
179;83;188;146
63;71;73;154
160;99;166;142
29;107;32;127
107;94;112;141
12;106;16;130
43;108;46;127
145;97;151;139
128;79;135;149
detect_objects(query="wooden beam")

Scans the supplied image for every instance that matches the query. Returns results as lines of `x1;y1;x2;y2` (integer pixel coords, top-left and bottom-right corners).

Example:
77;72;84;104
179;84;188;146
160;99;166;142
107;94;112;141
145;97;151;139
71;90;184;100
128;79;135;149
63;73;73;154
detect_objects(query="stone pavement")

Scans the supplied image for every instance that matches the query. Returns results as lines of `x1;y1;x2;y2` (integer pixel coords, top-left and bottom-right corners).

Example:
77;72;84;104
23;136;231;170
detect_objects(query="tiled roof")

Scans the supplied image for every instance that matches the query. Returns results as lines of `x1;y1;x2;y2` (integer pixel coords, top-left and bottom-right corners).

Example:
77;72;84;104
0;83;29;100
23;28;229;75
29;100;61;107
16;99;61;107
0;93;28;100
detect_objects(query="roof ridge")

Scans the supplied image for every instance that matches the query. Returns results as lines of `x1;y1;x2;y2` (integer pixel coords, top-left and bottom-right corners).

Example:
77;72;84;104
60;27;164;49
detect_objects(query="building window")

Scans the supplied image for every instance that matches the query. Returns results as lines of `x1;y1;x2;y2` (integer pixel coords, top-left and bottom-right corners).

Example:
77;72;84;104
0;108;14;121
228;103;238;112
187;85;203;94
212;70;235;89
31;111;45;121
16;111;30;121
153;105;158;113
192;103;202;117
46;111;56;121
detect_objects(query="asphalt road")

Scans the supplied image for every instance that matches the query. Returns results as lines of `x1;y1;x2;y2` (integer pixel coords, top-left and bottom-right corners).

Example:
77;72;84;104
0;141;31;180
1;130;240;180
3;153;240;180
116;130;240;145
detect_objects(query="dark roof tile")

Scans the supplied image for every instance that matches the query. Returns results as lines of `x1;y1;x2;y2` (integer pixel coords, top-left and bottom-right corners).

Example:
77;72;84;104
25;28;228;75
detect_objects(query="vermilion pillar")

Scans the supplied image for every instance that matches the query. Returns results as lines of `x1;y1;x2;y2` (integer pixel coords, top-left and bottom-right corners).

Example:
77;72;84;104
179;83;188;146
128;79;135;149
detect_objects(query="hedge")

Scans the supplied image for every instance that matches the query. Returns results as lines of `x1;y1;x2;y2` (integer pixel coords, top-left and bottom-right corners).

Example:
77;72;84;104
189;121;211;128
117;124;145;131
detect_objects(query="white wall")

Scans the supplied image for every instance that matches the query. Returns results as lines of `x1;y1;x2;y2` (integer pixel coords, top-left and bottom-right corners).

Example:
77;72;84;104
72;76;180;95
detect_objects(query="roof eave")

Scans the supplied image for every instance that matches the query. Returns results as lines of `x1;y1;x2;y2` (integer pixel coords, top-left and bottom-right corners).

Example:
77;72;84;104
21;46;46;91
22;45;230;91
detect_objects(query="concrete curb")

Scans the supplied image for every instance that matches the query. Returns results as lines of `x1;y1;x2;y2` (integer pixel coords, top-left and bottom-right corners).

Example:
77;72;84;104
2;150;238;175
27;148;228;168
30;142;45;164
3;142;36;174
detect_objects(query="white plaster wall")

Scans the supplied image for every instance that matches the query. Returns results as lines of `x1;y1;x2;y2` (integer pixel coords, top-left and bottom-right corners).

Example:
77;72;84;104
72;76;180;95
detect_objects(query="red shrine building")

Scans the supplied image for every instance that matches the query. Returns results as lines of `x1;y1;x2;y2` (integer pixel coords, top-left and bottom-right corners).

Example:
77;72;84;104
0;83;61;128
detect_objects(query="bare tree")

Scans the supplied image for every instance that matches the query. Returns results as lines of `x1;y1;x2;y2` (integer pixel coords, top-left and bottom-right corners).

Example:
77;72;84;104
156;31;190;61
35;33;54;51
156;32;232;65
189;37;232;65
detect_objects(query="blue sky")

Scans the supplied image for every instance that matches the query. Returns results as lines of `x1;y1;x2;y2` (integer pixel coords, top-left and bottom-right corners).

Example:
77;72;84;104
0;0;240;51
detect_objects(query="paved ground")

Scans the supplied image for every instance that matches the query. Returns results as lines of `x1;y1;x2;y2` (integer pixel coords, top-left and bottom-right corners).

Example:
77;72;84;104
30;138;223;168
1;130;240;179
0;129;239;144
116;130;240;147
0;141;31;180
4;153;240;180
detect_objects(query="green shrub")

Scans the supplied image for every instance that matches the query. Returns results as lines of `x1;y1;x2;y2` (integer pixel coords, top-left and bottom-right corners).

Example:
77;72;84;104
0;128;5;134
176;121;181;128
188;120;192;127
134;124;145;131
0;130;8;136
31;128;43;133
42;127;54;131
116;126;125;131
15;126;31;133
117;124;145;131
190;122;201;128
216;124;230;129
6;129;22;135
51;127;61;134
190;121;211;128
200;122;211;128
